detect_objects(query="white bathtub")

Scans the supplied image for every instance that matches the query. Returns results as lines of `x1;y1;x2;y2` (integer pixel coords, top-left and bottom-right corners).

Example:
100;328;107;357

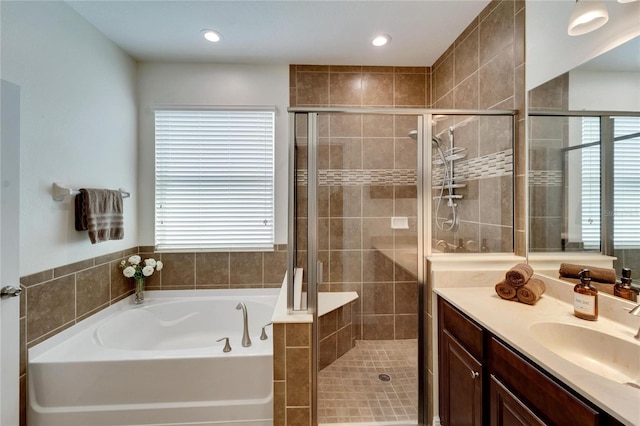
28;288;279;426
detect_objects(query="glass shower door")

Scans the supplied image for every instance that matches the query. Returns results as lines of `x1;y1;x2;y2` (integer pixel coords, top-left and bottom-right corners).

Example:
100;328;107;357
314;112;421;424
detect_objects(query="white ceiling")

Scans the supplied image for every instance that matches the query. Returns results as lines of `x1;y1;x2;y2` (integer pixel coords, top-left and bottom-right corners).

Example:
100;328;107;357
575;36;640;73
65;0;491;66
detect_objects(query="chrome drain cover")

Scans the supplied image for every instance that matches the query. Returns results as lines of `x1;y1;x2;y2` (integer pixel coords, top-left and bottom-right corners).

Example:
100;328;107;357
378;374;391;382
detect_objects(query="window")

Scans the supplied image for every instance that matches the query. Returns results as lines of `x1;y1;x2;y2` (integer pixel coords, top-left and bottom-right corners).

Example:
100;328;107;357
579;117;600;249
155;109;275;251
581;116;640;249
612;116;640;248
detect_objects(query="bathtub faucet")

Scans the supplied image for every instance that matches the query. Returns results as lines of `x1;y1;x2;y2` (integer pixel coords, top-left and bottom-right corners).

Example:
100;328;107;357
236;302;252;347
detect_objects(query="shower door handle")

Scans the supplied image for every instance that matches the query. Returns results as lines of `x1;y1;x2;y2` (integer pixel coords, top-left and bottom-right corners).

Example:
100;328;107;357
317;261;323;284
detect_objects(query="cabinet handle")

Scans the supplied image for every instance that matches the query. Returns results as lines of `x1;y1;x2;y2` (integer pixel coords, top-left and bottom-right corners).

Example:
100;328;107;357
471;371;479;379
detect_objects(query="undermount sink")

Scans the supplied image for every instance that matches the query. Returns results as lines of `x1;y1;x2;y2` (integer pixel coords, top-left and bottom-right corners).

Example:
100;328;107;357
529;322;640;387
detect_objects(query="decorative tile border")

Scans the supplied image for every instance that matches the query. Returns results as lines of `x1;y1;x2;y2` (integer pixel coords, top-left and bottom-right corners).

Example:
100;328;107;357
296;149;514;187
447;149;513;180
529;170;563;187
296;169;417;187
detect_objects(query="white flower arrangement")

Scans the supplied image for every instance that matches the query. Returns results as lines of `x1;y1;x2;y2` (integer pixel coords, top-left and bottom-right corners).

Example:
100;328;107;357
120;255;163;280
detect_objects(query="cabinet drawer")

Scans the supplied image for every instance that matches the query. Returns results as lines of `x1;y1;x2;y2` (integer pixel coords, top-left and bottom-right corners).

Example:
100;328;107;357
439;298;483;361
488;337;599;426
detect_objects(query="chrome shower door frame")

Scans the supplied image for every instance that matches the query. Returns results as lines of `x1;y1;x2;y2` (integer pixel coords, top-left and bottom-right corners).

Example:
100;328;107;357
288;107;516;426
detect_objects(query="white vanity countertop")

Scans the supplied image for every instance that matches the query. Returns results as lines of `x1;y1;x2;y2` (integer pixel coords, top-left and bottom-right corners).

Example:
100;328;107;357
435;285;640;426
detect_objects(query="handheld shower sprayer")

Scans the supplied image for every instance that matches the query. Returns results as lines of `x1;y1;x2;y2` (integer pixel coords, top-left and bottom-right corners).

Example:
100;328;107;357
408;128;460;232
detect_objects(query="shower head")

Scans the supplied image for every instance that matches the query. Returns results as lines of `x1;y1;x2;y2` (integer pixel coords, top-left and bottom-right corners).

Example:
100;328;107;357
408;129;443;147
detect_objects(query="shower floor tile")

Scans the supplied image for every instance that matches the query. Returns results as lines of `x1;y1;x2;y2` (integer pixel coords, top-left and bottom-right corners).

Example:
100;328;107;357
318;339;418;425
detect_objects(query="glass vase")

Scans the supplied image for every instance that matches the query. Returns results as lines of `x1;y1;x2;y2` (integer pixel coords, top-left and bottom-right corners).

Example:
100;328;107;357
134;277;145;304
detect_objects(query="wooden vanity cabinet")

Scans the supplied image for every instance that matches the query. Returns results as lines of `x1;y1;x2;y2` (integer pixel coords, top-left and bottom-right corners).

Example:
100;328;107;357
438;297;484;426
438;297;625;426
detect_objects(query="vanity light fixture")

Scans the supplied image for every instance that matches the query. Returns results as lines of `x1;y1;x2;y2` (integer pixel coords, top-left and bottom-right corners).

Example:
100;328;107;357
201;29;222;43
617;0;638;3
567;0;609;36
372;34;391;47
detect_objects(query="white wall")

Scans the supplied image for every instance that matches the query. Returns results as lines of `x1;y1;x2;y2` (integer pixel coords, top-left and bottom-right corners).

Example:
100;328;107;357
136;62;289;246
526;0;640;90
569;71;640;111
0;1;138;276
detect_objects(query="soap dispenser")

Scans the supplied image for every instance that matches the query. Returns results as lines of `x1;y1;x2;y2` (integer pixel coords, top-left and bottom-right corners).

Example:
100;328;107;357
614;268;636;302
574;269;598;321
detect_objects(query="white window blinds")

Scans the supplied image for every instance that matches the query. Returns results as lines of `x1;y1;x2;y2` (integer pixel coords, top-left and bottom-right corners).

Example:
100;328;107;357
580;117;601;249
155;109;275;251
612;116;640;248
581;116;640;249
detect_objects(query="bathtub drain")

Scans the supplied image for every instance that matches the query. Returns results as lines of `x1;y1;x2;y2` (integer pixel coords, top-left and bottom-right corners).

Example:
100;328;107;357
378;374;391;382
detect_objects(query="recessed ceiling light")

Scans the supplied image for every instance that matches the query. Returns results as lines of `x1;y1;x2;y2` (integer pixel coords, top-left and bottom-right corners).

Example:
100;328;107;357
201;30;222;43
372;35;391;47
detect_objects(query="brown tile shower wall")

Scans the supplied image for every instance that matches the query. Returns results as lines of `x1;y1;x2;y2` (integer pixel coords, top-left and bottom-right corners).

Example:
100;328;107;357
18;245;287;426
291;65;428;342
430;0;525;255
426;0;526;423
318;301;357;370
528;74;569;252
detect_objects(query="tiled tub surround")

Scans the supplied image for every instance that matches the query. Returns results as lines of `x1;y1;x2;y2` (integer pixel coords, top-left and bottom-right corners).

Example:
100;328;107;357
28;289;278;425
273;321;313;426
18;245;287;426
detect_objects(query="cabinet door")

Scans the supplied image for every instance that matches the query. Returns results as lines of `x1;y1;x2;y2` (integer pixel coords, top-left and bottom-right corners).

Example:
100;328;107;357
490;375;546;426
440;330;482;426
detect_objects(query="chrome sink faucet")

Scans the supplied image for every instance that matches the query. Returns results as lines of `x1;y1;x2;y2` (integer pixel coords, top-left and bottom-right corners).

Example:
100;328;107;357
236;302;252;347
630;305;640;341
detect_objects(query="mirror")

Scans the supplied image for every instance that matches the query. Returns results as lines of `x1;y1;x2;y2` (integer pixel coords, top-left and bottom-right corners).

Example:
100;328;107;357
527;35;640;296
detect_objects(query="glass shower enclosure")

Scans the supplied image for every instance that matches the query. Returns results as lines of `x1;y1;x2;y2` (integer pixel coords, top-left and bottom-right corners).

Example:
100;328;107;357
288;108;515;426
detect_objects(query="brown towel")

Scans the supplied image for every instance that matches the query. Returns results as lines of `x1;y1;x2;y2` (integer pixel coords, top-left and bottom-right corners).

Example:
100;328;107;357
495;280;517;300
558;263;616;284
505;263;534;287
74;191;88;231
560;277;615;295
516;277;546;305
592;282;615;295
76;188;124;244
